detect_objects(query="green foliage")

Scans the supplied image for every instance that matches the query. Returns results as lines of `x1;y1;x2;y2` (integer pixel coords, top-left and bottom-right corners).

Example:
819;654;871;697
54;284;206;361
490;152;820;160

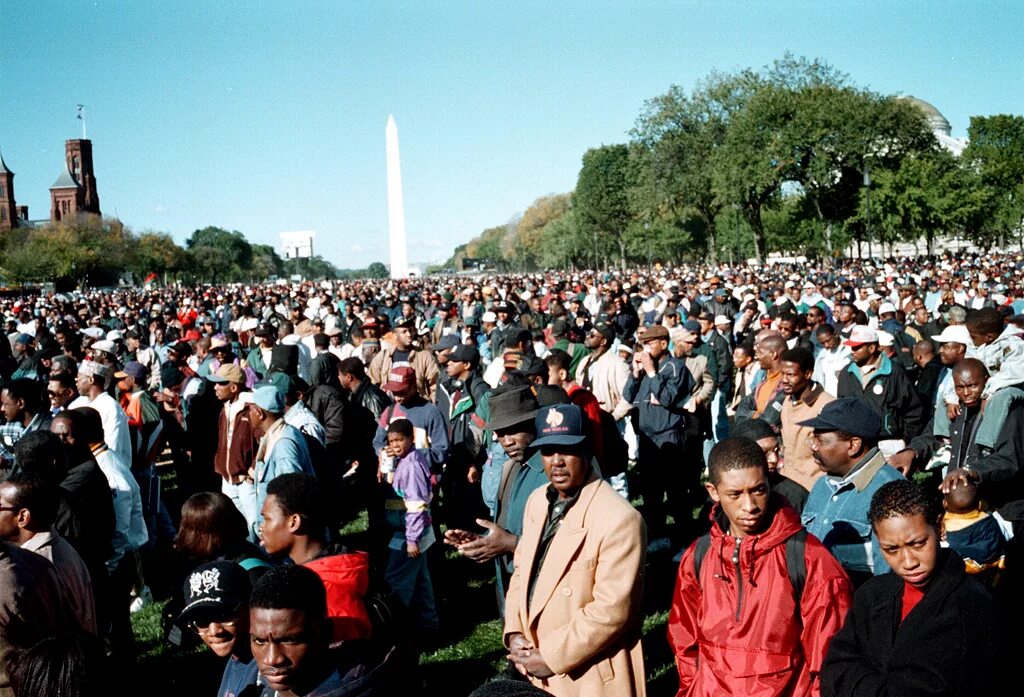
961;114;1024;246
364;261;389;279
251;244;284;280
185;226;253;283
575;144;635;268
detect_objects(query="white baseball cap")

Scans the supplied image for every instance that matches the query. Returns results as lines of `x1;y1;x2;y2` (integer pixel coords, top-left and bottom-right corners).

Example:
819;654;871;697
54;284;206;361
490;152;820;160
932;325;971;345
844;325;879;346
878;302;898;315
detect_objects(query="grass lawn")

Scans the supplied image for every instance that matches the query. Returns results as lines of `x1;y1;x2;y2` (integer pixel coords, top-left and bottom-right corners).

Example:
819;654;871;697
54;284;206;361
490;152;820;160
133;473;683;696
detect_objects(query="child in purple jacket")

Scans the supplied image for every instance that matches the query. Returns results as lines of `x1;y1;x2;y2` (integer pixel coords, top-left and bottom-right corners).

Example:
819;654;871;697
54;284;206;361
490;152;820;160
384;418;439;634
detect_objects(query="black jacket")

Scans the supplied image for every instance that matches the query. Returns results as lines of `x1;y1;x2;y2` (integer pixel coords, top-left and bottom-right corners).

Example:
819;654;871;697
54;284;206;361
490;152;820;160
836;354;926;441
821;549;996;697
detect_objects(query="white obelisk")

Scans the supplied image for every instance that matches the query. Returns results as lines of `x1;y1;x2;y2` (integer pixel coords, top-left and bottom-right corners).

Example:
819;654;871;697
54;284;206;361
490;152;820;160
385;115;408;279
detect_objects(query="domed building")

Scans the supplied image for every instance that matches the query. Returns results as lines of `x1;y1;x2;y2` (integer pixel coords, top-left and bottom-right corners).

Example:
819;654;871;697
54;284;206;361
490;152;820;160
900;96;968;156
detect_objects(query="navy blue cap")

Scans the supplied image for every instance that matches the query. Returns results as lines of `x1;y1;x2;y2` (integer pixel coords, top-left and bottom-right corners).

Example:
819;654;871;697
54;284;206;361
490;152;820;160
532;404;587;448
449;344;479;363
797;397;881;439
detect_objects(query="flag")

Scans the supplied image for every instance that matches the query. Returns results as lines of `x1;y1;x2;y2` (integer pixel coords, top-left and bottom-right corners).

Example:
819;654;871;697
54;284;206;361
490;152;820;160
144;272;158;285
76;104;84;120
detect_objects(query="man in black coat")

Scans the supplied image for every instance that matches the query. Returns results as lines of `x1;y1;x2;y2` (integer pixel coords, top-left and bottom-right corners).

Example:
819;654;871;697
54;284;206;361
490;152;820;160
836;326;926;444
821;479;996;697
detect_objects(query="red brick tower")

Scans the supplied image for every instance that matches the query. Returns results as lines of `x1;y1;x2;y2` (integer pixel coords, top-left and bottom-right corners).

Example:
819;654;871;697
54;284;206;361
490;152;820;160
50;139;101;223
0;147;16;232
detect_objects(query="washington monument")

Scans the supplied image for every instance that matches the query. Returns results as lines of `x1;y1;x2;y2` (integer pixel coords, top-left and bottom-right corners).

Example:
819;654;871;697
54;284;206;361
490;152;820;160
385;114;409;278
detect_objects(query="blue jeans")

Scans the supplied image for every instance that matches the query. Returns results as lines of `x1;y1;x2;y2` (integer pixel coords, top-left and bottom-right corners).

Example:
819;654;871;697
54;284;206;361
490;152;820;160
222;478;259;542
385;547;439;633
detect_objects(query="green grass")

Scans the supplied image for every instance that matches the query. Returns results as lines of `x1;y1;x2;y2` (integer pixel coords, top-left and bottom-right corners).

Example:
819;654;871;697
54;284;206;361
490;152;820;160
134;467;683;695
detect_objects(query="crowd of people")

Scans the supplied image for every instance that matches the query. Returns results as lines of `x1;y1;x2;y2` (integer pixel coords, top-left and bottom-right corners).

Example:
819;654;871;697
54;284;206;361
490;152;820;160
0;248;1022;696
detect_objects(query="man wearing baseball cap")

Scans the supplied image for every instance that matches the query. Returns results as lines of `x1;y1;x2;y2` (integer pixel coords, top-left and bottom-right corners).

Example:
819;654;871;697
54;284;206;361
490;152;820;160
210;364;261;534
502;404;646;696
800;397;904;586
836;325;926;456
115;361;165;548
436;344;491;530
246;385;315;540
623;323;694;544
371;366;450;480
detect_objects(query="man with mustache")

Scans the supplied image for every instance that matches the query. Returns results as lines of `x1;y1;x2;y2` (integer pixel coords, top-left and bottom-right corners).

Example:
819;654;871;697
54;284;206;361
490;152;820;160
800;398;904;588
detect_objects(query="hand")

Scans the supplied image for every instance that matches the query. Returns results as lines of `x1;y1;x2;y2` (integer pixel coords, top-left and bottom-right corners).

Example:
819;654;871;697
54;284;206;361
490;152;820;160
466;464;480;484
443;528;480;547
946;402;961;421
507;633;531;655
511;646;555;679
639;351;656;376
457;519;518;562
940;467;980;494
406;542;420;558
886;449;916;476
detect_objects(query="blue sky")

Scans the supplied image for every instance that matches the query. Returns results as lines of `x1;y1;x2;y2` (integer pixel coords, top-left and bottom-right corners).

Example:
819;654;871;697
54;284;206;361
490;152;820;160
2;1;1021;269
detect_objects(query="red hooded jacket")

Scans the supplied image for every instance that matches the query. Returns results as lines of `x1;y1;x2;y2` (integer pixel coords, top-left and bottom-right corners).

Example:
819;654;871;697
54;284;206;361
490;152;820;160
305;549;372;643
668;498;852;697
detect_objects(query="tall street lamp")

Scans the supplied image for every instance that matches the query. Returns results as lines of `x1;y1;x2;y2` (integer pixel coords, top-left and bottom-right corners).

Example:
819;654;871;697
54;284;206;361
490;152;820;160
863;164;872;260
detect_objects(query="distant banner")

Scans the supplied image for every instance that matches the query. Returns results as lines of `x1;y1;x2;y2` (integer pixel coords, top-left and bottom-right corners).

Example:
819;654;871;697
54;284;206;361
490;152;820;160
144;272;158;284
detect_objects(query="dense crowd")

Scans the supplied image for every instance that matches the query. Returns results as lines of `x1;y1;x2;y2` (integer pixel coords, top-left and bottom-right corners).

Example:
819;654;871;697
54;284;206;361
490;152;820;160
0;249;1022;696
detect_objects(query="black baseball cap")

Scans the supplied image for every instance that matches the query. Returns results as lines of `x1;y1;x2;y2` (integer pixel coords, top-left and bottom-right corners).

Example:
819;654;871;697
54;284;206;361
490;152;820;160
178;561;252;626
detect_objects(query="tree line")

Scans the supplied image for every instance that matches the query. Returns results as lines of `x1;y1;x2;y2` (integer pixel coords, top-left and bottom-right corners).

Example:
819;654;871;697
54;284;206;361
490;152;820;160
0;220;391;288
444;54;1024;270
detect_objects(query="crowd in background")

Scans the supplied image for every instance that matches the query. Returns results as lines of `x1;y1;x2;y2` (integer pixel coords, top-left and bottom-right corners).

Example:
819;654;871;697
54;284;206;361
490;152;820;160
0;249;1022;696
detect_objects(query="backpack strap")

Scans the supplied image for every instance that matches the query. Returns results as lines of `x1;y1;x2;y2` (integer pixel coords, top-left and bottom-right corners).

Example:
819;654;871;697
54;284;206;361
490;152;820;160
786;528;808;613
692;533;712;587
238;557;271;572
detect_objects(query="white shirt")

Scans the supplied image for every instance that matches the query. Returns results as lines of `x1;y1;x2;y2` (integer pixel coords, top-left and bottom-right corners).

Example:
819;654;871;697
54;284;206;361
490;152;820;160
93;445;148;569
813;345;852;397
69;391;133;467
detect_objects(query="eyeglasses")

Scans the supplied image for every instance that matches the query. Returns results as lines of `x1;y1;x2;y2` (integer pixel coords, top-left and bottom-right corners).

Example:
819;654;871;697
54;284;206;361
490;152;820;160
189;618;237;634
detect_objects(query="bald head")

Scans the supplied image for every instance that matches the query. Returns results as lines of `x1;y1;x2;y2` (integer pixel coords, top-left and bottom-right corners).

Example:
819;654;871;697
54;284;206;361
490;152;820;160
953;357;988;382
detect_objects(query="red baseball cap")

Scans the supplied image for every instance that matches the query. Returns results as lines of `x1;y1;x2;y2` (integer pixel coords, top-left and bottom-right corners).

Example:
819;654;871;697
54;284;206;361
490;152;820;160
382;366;416;392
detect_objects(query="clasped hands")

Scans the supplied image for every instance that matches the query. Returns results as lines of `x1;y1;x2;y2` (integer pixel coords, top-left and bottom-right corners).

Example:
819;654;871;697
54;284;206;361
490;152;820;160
507;633;554;679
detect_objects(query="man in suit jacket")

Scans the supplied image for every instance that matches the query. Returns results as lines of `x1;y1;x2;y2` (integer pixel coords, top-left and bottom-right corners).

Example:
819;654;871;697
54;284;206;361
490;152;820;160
503;404;647;697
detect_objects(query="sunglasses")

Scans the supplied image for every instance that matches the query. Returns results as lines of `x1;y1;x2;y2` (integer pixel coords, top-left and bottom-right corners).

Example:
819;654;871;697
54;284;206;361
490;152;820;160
189;618;237;634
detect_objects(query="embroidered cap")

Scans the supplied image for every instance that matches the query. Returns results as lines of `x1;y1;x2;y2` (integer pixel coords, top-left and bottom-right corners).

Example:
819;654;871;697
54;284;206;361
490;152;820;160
178;561;252;626
531;404;587;448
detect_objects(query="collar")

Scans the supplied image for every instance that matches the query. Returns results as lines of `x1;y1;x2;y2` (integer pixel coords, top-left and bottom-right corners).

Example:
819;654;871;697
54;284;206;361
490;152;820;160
828;448;887;492
792;381;826;407
20;528;55;553
944;509;984;522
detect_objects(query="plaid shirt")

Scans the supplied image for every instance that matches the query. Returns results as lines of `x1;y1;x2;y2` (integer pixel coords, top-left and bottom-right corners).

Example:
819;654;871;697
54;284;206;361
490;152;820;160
0;420;25;464
0;412;48;466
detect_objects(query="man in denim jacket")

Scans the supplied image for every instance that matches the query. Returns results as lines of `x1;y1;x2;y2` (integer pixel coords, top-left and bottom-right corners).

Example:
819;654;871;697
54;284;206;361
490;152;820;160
800;397;904;587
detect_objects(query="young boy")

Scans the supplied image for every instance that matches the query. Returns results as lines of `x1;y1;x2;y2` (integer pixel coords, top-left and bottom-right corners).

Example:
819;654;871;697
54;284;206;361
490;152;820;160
384;418;439;635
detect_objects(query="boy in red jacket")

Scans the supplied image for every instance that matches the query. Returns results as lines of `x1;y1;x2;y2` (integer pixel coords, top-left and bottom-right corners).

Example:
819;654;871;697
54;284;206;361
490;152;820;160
668;437;852;697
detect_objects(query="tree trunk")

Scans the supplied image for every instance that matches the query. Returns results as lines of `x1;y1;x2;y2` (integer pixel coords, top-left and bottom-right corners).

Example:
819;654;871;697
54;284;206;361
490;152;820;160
746;207;765;263
618;234;627;271
705;215;719;266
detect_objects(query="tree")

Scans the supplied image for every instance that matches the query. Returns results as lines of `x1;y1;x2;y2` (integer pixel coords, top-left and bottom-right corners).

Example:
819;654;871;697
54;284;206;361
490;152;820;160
537;209;598;269
365;261;389;279
866;149;965;254
962;115;1024;246
132;231;186;282
505;193;572;269
575;144;634;269
632;71;758;264
251;244;285;281
185;226;253;283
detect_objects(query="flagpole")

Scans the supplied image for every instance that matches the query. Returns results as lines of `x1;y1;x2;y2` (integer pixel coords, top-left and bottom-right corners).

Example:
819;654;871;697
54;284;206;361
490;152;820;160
76;104;87;139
